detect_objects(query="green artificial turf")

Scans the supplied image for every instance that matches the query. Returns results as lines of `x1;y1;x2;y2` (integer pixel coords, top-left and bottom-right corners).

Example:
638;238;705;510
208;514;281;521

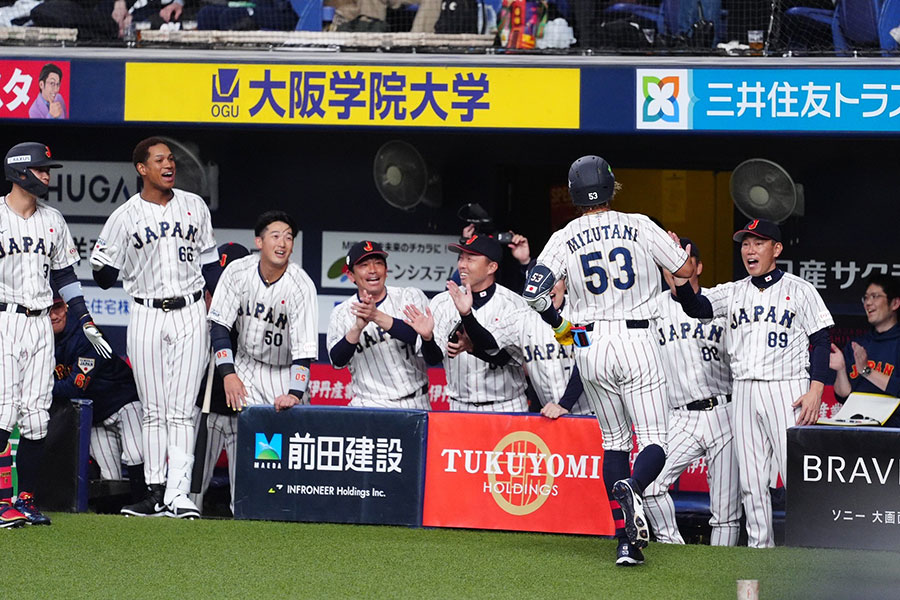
8;514;899;599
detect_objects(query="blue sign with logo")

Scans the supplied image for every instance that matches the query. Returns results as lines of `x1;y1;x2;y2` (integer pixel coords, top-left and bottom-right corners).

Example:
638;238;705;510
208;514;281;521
634;68;900;132
235;405;428;526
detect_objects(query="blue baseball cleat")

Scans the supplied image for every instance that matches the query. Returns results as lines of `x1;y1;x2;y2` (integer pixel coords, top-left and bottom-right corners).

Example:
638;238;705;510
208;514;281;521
14;493;51;526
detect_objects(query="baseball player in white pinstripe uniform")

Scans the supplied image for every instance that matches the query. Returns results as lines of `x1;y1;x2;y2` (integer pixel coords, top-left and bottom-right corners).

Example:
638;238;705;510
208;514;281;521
327;241;430;409
673;219;833;548
524;156;693;566
642;238;741;547
189;242;249;515
404;234;530;413
521;281;592;417
91;137;219;519
208;211;318;417
0;142;112;527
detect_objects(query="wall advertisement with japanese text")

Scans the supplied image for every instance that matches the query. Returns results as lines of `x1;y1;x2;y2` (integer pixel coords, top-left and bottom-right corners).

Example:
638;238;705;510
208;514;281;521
786;426;900;552
423;412;614;535
636;68;900;132
124;62;580;128
320;230;458;292
0;60;70;120
234;405;427;526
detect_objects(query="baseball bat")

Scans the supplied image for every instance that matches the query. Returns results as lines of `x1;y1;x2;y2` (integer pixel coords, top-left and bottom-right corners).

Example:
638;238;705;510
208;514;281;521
190;352;216;494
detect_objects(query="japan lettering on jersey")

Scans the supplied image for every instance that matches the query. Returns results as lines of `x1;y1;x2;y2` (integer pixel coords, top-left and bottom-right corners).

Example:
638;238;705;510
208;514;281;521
326;286;429;402
518;308;589;411
208;255;318;365
428;285;529;404
0;197;79;308
655;291;732;408
535;211;688;324
704;272;834;381
91;189;216;298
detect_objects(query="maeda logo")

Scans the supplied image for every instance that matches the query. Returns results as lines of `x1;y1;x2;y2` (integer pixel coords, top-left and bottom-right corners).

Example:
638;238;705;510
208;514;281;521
211;68;240;118
636;69;689;130
255;433;282;460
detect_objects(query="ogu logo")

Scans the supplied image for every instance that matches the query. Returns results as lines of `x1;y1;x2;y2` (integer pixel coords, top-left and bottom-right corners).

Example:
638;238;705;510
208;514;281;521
212;68;240;118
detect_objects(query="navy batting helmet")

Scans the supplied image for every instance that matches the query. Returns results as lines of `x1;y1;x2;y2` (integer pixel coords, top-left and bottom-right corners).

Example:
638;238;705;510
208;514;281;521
568;155;615;207
5;142;62;197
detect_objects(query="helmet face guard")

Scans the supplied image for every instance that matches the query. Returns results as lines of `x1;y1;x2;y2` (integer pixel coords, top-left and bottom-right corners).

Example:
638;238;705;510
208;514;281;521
5;142;62;197
568;155;615;207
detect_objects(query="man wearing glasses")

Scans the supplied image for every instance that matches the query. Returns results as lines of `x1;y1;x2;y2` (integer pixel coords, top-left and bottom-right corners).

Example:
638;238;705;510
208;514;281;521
830;274;900;425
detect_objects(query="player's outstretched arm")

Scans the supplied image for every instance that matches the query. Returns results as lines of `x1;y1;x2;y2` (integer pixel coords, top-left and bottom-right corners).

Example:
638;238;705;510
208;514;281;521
51;266;113;358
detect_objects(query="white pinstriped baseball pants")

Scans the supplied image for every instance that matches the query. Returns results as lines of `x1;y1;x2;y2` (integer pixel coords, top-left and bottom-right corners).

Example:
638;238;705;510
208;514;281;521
235;355;301;407
733;378;807;549
643;401;741;546
128;300;208;492
90;401;143;480
575;322;669;453
190;409;237;515
0;312;53;439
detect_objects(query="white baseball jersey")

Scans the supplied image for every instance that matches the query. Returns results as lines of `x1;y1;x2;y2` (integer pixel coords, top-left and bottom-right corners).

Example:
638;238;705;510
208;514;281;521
92;189;216;500
535;210;688;324
704;273;834;380
208;255;318;365
429;284;529;408
327;285;429;405
643;291;740;547
655;291;732;407
91;189;216;299
0;197;79;441
0;197;80;308
701;272;833;548
518;308;590;414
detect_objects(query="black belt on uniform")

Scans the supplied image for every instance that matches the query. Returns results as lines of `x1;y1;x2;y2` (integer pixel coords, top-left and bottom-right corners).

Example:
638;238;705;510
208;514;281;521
683;394;732;411
398;384;429;402
0;302;50;317
133;290;203;312
582;320;649;331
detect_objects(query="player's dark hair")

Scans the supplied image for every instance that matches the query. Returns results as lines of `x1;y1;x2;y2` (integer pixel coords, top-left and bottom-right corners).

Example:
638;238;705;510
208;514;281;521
132;137;170;166
864;274;900;309
255;210;298;238
38;63;62;83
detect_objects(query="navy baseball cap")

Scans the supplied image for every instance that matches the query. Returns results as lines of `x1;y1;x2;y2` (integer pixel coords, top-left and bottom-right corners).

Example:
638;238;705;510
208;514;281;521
346;240;388;269
733;218;782;243
449;234;502;263
218;242;250;268
679;237;700;259
206;242;250;291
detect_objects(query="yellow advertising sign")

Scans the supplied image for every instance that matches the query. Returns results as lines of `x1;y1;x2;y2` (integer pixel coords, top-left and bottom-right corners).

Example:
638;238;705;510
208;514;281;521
124;62;579;128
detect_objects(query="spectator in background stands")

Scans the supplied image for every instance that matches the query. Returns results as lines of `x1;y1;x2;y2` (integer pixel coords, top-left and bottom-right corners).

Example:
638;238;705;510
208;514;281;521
50;295;146;503
830;274;900;425
197;0;297;30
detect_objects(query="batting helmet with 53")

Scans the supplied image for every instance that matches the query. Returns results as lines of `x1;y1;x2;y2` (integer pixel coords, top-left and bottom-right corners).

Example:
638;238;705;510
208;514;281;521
5;142;62;198
568;155;616;207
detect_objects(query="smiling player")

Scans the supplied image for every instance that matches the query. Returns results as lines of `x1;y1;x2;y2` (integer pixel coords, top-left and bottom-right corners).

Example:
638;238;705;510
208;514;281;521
327;240;430;409
207;210;318;415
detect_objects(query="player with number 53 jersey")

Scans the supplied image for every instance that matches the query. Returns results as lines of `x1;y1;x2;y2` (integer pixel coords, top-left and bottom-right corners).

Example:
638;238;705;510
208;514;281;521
528;156;693;567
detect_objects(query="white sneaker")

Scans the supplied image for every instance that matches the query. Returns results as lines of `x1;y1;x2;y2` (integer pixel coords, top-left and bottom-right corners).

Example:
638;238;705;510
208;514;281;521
166;493;201;519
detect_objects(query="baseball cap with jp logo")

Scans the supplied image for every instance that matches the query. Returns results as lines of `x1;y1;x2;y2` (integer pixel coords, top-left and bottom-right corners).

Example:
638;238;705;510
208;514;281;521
732;218;782;244
346;240;388;269
448;234;502;263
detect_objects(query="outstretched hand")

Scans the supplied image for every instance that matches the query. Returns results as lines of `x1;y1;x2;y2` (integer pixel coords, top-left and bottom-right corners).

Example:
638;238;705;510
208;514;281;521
403;304;434;341
83;322;113;359
447;280;473;316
